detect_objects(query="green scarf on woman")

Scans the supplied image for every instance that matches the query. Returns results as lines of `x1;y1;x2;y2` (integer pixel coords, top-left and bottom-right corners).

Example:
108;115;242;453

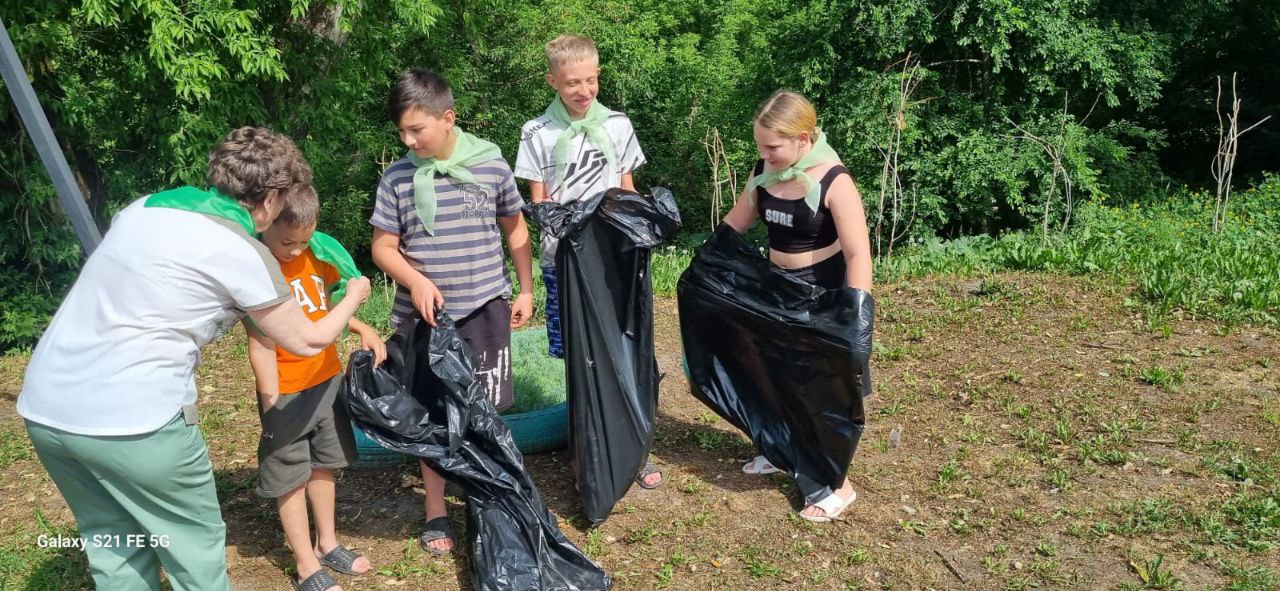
146;186;256;234
408;128;503;235
745;129;842;212
147;186;360;301
546;97;617;191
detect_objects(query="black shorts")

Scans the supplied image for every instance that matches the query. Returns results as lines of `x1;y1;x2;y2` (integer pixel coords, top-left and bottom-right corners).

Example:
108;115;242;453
781;253;848;290
456;297;514;411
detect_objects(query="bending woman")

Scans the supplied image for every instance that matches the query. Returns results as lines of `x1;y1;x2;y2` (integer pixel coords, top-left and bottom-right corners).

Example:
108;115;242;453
17;127;371;591
722;90;873;522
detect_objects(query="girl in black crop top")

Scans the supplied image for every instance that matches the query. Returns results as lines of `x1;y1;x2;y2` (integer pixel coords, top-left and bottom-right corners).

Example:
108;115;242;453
718;90;873;523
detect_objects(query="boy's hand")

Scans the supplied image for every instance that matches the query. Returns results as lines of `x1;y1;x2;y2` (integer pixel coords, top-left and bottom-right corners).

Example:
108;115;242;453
346;276;372;304
360;331;387;367
510;292;534;329
411;278;445;326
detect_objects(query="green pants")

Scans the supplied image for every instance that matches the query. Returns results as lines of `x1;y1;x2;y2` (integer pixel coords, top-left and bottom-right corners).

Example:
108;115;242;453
25;413;230;591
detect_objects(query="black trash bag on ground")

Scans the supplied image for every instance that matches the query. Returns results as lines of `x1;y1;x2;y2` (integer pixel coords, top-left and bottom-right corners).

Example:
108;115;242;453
676;224;874;506
342;315;610;591
525;188;681;524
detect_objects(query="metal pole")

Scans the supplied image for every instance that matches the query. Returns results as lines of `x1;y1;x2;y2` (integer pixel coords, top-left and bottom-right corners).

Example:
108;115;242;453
0;16;102;255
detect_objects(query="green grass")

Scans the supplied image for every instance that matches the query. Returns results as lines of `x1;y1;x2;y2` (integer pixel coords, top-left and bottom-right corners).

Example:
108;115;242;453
0;512;91;590
877;176;1280;326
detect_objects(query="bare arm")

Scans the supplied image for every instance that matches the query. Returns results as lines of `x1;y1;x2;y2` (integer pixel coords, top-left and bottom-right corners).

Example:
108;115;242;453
722;172;759;233
347;316;387;366
529;181;547;204
244;321;280;406
371;228;442;326
826;174;873;292
247;277;369;357
499;212;535;328
620;173;636;192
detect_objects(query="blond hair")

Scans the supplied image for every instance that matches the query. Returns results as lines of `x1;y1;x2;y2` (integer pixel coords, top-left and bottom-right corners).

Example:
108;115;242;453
545;35;598;72
754;90;818;140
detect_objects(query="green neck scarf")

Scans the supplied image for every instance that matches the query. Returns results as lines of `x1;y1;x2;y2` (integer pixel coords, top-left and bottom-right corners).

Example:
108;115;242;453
546;96;617;190
146;187;362;302
308;231;359;303
145;186;256;234
407;129;504;235
745;129;842;212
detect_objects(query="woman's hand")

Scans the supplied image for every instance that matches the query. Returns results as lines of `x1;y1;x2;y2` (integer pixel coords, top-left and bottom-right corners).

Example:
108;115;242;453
345;276;372;304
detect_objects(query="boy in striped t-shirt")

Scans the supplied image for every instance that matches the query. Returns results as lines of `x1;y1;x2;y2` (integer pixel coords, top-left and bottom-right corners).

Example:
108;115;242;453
370;69;535;557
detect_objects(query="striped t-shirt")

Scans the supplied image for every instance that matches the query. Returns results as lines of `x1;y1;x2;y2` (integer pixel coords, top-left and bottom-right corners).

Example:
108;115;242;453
370;156;523;326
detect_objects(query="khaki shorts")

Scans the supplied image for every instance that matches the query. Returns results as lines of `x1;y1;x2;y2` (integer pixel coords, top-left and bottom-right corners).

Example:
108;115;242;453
256;375;357;498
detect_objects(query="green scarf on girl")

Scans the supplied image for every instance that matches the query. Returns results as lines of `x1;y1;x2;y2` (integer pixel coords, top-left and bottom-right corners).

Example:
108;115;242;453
746;128;842;212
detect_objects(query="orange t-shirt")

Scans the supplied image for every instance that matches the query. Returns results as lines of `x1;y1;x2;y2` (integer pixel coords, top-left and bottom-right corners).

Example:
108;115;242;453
276;249;343;393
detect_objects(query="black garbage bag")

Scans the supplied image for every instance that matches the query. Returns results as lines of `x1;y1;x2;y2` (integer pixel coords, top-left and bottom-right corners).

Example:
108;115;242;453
525;188;681;524
676;224;874;506
342;314;610;591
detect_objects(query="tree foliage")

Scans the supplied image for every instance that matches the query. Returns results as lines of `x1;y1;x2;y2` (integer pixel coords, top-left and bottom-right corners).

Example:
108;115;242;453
1;0;1275;349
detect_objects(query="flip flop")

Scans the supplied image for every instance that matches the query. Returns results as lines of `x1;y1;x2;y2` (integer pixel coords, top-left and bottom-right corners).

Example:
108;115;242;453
798;489;857;523
741;455;782;475
291;570;339;591
419;515;456;557
317;544;367;576
634;463;664;490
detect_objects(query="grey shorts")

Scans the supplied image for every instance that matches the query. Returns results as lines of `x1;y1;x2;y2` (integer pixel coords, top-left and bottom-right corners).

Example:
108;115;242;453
256;375;357;498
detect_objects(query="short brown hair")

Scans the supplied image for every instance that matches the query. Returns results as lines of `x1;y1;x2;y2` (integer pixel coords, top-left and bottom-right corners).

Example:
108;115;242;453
388;69;454;123
206;127;312;208
545;35;598;73
275;183;318;229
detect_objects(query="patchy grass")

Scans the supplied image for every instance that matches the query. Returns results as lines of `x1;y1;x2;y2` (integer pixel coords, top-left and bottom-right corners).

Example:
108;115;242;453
1;272;1278;590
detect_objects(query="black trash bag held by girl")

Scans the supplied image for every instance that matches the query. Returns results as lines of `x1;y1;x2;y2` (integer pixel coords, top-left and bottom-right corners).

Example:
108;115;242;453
342;315;610;591
525;188;681;524
677;224;874;506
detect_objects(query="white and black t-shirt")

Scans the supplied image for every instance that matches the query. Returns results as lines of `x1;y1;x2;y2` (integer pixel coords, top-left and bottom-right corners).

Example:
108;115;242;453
514;108;646;262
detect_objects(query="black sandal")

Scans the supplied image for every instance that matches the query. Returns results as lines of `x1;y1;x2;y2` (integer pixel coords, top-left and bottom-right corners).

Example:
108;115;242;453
634;463;664;490
292;570;340;591
317;544;367;576
419;515;456;557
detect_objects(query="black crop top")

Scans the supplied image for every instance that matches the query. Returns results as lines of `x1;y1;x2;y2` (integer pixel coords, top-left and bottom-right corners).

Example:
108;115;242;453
753;161;850;254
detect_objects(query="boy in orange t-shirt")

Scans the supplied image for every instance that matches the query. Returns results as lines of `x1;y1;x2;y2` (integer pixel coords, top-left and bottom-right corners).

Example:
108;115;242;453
246;185;386;590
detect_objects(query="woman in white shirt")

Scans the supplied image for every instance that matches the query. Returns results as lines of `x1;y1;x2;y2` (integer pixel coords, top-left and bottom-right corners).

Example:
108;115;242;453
17;127;371;591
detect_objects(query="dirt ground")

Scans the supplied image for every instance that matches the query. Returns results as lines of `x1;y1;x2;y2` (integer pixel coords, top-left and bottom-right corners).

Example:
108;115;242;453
2;271;1278;590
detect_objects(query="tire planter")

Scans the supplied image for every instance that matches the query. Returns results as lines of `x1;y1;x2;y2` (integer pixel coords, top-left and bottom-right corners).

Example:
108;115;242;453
502;400;569;454
351;326;568;468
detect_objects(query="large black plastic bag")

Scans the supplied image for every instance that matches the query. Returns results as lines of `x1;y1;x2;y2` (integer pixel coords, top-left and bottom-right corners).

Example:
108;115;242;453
677;225;874;506
525;188;681;524
342;315;610;591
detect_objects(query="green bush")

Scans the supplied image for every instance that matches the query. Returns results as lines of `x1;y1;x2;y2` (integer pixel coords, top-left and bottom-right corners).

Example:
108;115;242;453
879;175;1280;326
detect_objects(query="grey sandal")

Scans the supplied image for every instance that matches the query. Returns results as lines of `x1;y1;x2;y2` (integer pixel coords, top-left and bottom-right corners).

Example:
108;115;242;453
634;463;664;490
317;544;367;576
419;515;456;557
292;570;339;591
